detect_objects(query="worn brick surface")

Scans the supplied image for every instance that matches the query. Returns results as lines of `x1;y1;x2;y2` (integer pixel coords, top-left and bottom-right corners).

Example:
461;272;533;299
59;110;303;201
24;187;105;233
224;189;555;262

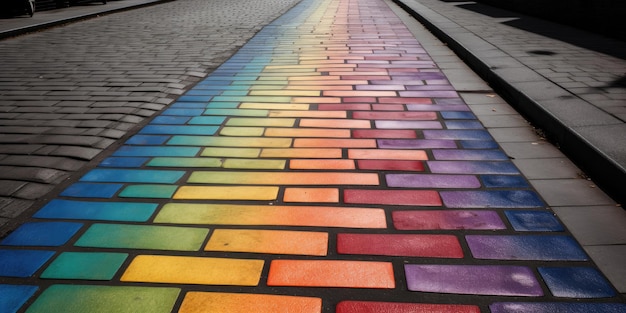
0;0;300;220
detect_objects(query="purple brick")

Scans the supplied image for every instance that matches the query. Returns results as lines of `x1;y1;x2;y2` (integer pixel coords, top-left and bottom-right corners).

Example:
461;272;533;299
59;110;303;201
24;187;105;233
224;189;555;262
393;210;506;230
428;161;519;174
404;264;543;296
466;235;588;261
406;85;456;91
433;150;509;161
386;174;481;188
440;190;545;208
407;104;470;111
375;121;442;129
423;130;492;140
378;139;457;149
490;303;626;313
445;121;484;129
399;91;459;98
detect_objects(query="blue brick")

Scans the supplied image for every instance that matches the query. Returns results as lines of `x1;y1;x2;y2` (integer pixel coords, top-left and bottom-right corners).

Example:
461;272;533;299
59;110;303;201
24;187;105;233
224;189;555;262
505;210;564;231
60;183;123;198
139;125;218;135
0;250;55;277
1;222;82;246
126;135;170;145
481;175;530;188
100;157;148;168
150;116;191;125
80;169;184;184
466;235;588;261
34;200;157;222
113;146;199;157
0;285;38;313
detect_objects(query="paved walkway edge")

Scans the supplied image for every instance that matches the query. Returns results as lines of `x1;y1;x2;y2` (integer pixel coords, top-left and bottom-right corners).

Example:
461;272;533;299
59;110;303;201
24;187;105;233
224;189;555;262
394;0;625;205
0;0;174;40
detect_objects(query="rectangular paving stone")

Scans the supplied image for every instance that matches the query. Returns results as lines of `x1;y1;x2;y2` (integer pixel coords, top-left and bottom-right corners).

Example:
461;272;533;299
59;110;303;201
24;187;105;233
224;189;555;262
294;138;377;148
353;111;437;120
126;135;170;145
99;157;148;168
150;116;191;125
113;146;200;157
223;159;286;169
59;182;122;198
139;125;218;135
0;285;38;313
378;139;457;149
206;229;328;256
538;267;616;298
269;110;346;118
147;157;223;168
226;117;295;127
445;121;484;129
168;136;292;147
0;249;55;277
204;108;268;116
300;118;371;128
423;130;493;140
352;129;417;138
466;235;588;261
40;252;127;280
260;148;343;158
393;210;506;230
433;150;509;160
337;233;462;258
481;175;530;188
428;161;520;174
154;204;386;228
188;171;379;185
188;116;228;125
268;260;395;288
348;149;427;160
80;169;184;184
240;102;309;110
265;127;350;138
336;301;480;313
174;186;279;200
345;189;442;206
201;147;260;158
118;185;178;198
490;303;626;313
284;188;339;203
386;174;481;188
179;292;322;313
440;190;545;208
75;223;209;251
121;255;263;286
220;126;265;136
290;159;355;170
25;285;179;313
404;265;543;296
34;200;157;222
1;222;82;247
504;210;564;231
357;159;424;171
375;120;442;129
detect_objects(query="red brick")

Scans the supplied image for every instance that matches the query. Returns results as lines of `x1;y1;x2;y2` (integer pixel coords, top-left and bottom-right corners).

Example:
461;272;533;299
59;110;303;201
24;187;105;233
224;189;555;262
357;159;424;171
344;189;442;206
352;129;417;139
337;301;480;313
337;233;463;258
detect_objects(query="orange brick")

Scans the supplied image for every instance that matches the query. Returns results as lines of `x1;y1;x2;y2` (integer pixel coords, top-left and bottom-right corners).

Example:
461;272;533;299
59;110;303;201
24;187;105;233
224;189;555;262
293;97;341;103
260;148;343;158
265;128;350;138
294;138;377;148
179;292;322;313
269;110;346;118
290;159;356;170
268;260;395;288
284;188;339;203
322;91;397;97
206;229;328;255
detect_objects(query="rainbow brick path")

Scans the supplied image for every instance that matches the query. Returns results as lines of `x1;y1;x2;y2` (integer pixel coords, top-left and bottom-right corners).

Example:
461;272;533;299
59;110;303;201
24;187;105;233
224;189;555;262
1;0;626;312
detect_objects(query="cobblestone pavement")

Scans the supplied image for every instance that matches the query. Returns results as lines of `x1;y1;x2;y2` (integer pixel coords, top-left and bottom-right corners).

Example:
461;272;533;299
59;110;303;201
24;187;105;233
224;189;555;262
1;0;625;311
0;0;300;229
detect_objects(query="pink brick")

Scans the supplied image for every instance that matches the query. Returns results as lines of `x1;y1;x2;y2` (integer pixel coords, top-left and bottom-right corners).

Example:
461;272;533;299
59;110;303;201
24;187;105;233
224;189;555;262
344;189;442;206
337;233;463;258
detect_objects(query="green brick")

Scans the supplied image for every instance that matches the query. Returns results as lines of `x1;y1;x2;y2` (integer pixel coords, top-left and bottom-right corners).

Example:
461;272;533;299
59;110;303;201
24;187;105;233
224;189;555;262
147;157;223;167
118;185;178;198
224;159;286;169
75;224;209;251
26;285;179;313
40;252;127;280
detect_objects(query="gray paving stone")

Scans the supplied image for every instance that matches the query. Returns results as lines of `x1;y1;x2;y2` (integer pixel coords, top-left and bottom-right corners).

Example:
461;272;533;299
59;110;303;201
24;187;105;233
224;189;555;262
12;183;55;200
49;146;101;160
0;166;68;184
584;245;626;293
0;197;33;219
553;205;626;246
530;179;617;207
0;180;27;196
0;155;85;171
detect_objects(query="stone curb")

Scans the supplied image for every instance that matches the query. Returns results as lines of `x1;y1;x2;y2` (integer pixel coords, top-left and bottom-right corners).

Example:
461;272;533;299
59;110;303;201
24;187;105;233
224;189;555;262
394;0;625;205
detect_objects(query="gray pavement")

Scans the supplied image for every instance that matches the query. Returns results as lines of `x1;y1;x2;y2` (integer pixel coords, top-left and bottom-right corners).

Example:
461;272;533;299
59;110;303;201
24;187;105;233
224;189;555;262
395;0;626;205
0;0;301;230
0;0;625;298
